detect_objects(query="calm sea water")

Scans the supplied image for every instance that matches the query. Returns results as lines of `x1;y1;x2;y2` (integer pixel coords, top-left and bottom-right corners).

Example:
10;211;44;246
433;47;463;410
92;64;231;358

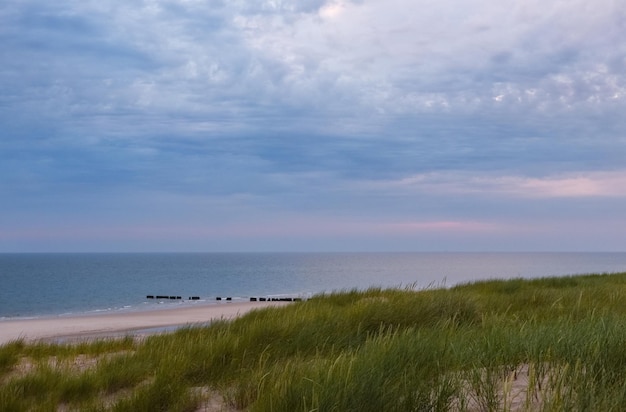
1;252;626;319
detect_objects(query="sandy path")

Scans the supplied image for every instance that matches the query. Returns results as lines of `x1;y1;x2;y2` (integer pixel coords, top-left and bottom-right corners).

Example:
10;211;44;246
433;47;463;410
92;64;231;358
0;301;290;345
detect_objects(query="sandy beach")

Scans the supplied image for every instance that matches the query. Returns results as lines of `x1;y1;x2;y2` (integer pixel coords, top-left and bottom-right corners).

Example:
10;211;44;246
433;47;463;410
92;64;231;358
0;301;291;345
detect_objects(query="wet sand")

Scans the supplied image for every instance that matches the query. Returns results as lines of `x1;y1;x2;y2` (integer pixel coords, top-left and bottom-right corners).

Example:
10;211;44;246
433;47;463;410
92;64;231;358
0;301;291;345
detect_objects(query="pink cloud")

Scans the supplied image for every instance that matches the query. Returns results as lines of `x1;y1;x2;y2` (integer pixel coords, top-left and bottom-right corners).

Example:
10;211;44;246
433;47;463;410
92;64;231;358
0;218;502;243
384;170;626;198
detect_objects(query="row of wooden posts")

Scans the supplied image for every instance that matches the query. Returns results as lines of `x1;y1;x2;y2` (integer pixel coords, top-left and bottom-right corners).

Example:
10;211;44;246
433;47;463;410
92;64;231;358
146;295;302;302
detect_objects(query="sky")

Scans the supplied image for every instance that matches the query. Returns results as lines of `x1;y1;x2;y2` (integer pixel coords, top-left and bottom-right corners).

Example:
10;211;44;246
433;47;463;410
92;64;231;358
1;0;625;252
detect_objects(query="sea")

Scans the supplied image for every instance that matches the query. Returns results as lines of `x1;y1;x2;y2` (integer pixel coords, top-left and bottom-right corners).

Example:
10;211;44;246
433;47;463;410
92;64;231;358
1;252;626;319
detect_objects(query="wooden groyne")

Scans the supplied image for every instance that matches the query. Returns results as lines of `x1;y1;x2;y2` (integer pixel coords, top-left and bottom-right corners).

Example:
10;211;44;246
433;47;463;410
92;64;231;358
146;295;198;300
146;295;305;302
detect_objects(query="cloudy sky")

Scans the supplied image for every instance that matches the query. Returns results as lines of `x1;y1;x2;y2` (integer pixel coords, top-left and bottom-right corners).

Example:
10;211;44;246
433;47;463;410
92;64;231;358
1;0;625;252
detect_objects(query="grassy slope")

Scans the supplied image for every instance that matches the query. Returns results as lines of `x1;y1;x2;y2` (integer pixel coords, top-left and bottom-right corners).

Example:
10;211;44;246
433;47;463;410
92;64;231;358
2;272;626;411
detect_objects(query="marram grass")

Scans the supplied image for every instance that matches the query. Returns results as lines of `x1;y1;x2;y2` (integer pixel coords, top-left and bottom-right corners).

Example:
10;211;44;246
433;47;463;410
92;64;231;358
2;272;626;411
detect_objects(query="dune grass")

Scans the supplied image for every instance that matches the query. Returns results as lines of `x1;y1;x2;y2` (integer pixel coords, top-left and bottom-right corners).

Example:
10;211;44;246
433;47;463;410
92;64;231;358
2;272;626;411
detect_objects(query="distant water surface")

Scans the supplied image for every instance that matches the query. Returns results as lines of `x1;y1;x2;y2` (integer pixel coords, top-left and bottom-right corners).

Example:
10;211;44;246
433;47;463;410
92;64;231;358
1;252;625;318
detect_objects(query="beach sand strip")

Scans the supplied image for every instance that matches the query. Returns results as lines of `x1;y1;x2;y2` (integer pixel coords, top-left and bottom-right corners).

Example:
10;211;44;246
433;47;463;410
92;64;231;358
0;301;290;345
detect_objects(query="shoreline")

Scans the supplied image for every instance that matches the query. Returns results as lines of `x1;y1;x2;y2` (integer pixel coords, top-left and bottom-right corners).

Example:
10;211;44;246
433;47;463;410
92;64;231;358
0;300;292;345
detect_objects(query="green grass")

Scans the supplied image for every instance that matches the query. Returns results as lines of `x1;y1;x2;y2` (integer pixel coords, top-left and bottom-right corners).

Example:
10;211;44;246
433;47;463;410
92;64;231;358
2;272;626;410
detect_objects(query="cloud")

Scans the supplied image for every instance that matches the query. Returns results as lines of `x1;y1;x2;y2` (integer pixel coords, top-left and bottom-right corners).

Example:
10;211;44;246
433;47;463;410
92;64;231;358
4;0;625;143
233;0;626;118
1;0;626;251
383;170;626;199
499;173;626;198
